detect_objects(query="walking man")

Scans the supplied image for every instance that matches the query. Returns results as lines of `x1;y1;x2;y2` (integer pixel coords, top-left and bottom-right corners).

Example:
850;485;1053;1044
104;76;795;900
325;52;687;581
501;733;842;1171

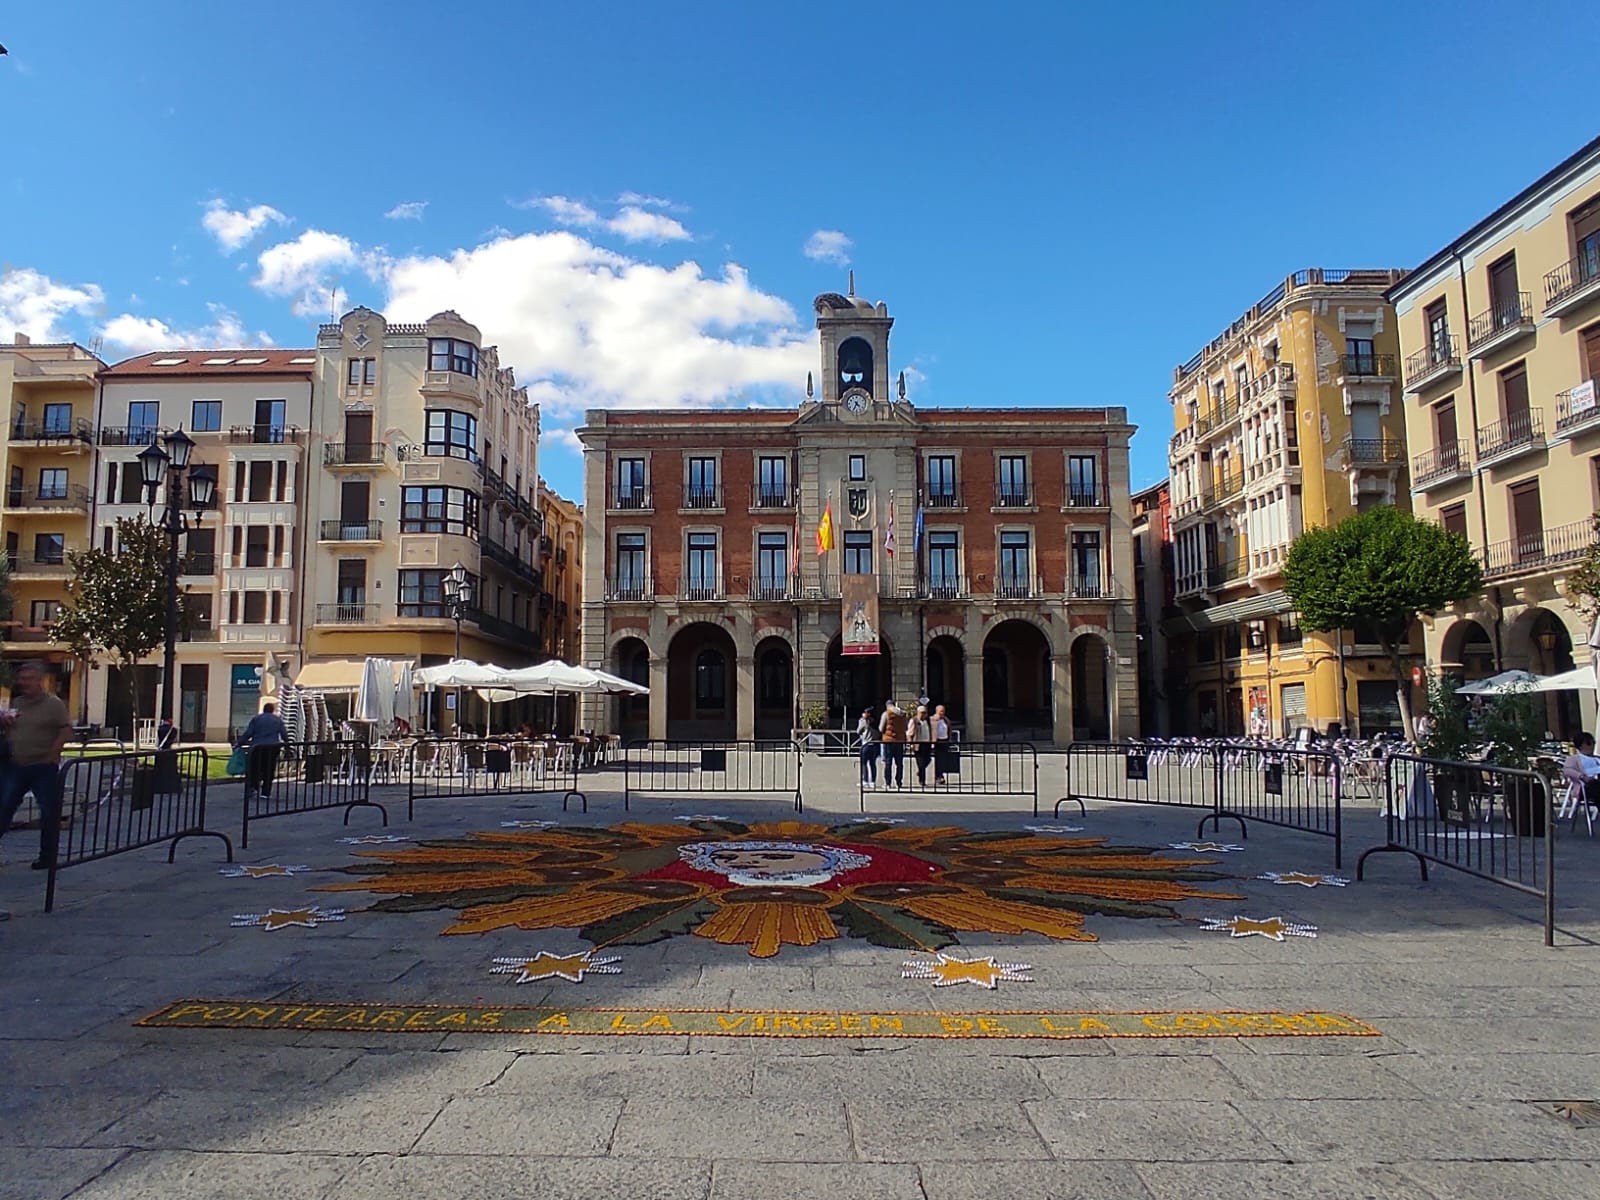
856;707;879;789
908;704;934;787
0;662;74;920
932;703;952;786
238;702;288;802
879;700;907;789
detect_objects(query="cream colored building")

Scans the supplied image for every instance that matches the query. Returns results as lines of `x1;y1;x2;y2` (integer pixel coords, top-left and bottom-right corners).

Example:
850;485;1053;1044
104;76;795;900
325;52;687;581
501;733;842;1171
92;349;316;740
537;478;583;662
1;336;106;719
1166;269;1414;738
300;307;543;726
1391;134;1600;739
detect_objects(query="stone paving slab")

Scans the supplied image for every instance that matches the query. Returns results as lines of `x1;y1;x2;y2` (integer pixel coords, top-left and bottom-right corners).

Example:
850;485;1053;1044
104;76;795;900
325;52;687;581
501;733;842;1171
65;1150;356;1200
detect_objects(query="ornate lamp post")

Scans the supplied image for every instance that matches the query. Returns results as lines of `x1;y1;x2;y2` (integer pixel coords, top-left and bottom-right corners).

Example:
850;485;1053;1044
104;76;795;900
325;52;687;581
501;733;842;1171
441;560;474;727
138;428;217;730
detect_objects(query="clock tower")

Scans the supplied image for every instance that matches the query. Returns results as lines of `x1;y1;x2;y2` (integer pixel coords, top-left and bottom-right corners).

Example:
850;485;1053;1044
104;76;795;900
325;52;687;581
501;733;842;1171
810;277;901;418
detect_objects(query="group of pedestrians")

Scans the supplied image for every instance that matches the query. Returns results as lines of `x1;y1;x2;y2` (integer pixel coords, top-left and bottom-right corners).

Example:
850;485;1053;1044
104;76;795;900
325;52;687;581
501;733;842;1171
856;700;954;789
0;661;76;923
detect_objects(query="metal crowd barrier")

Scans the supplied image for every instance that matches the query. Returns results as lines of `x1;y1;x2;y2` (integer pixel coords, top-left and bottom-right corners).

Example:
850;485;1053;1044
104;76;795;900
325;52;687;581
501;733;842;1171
48;748;233;912
408;737;586;815
241;740;388;849
1058;741;1344;866
1359;752;1555;946
623;740;802;812
857;741;1039;814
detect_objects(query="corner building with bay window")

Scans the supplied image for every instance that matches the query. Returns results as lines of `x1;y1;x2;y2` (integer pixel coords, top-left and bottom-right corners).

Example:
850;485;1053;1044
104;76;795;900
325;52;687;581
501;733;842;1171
577;289;1138;746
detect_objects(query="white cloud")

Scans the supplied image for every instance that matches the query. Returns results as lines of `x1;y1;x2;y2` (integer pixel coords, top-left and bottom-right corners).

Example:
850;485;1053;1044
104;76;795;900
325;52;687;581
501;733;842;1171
202;200;288;253
384;200;428;221
804;229;853;267
617;192;684;212
0;267;105;342
380;229;814;423
520;196;691;243
100;303;271;355
253;229;373;318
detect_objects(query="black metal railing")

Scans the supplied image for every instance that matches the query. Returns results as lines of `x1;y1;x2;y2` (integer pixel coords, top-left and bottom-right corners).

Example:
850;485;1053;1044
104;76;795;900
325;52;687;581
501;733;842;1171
748;577;792;601
605;575;654;601
1412;440;1469;487
482;537;541;584
319;518;383;541
1213;472;1245;501
323;441;386;466
1475;409;1545;461
1341;436;1405;465
1543;251;1600;310
1360;753;1554;946
316;602;379;625
97;426;163;446
1206;555;1248;588
923;485;962;509
10;418;90;441
750;484;795;509
240;740;388;849
4;483;90;509
921;575;968;600
1482;518;1595;578
226;425;302;445
1555;380;1600;432
1404;337;1461;388
1065;484;1109;508
861;742;1039;811
1468;292;1534;349
623;740;802;812
48;748;233;912
1338;352;1397;378
408;736;585;815
994;482;1034;508
612;487;651;510
180;552;216;575
473;608;536;644
1194;395;1241;436
1068;572;1113;599
11;551;73;572
993;574;1042;600
678;575;725;601
682;485;724;510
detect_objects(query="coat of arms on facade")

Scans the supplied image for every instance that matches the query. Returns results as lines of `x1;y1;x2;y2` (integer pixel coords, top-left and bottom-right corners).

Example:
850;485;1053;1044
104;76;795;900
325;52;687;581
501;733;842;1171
847;487;870;520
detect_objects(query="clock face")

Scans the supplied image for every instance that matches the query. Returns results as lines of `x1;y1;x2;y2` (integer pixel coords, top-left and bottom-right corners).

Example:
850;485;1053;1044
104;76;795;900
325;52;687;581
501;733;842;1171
843;390;869;414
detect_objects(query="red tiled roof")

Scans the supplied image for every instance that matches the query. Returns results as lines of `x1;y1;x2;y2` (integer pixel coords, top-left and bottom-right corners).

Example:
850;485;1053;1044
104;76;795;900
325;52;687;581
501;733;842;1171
100;349;318;378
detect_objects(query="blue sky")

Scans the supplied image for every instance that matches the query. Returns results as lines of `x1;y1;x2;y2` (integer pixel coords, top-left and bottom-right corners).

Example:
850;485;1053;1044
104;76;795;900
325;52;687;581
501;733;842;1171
2;1;1595;501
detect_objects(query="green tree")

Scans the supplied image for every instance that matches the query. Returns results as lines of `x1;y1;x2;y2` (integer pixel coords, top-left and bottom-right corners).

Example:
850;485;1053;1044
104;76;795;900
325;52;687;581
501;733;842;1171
51;516;184;728
1561;513;1600;619
1283;507;1482;741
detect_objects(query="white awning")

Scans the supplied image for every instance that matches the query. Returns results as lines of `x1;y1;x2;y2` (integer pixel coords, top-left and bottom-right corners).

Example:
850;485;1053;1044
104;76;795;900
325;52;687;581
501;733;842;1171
1163;590;1292;634
293;658;368;692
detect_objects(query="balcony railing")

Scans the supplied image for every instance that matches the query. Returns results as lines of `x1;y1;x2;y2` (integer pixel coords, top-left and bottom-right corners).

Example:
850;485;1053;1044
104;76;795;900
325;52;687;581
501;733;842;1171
1206;556;1248;588
994;482;1034;509
323;441;387;466
181;553;217;576
97;426;163;446
750;484;795;509
1242;362;1296;405
1213;472;1245;502
605;576;654;601
4;484;90;510
2;624;57;643
1065;483;1109;509
1411;440;1470;489
1475;409;1545;464
319;518;384;541
1068;572;1113;599
1341;436;1405;465
1335;353;1397;380
482;537;543;585
1555;380;1600;434
226;425;302;445
1404;336;1462;392
923;486;962;510
180;626;218;643
612;487;651;511
1482;519;1596;579
682;485;724;511
678;575;725;601
473;609;536;645
1467;291;1535;353
1543;251;1600;315
920;575;968;600
1194;395;1241;437
9;552;73;573
10;418;90;442
316;602;379;625
992;574;1043;600
748;577;793;601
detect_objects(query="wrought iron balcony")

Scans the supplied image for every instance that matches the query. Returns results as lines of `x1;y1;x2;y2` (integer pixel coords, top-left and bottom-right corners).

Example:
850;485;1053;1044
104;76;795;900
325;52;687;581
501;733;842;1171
1556;379;1600;435
316;602;379;625
678;575;724;601
1065;483;1109;509
8;551;73;574
920;575;968;600
1543;251;1600;317
994;482;1034;509
1482;519;1595;579
1213;471;1245;502
1404;336;1463;393
3;484;90;511
1194;395;1241;438
750;483;795;509
993;574;1043;600
1467;292;1536;355
604;576;654;602
9;417;90;442
474;608;537;645
1411;441;1470;490
1068;572;1113;599
1340;436;1405;466
1475;409;1545;466
611;486;651;511
922;485;962;510
323;441;387;466
97;426;163;446
319;518;384;542
682;485;724;511
226;425;302;445
1206;555;1248;589
181;553;217;576
1334;353;1397;381
482;536;542;585
748;576;794;601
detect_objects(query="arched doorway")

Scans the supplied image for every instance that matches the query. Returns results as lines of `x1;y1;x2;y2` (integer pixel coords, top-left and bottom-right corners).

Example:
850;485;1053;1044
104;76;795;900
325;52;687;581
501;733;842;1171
1527;608;1580;740
612;636;651;742
1441;619;1495;682
827;634;893;728
1071;634;1110;741
666;623;736;740
924;634;966;726
754;638;794;741
982;620;1053;742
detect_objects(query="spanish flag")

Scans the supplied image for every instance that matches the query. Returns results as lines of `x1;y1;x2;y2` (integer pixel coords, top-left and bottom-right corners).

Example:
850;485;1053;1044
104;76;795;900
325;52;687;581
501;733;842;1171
816;496;835;555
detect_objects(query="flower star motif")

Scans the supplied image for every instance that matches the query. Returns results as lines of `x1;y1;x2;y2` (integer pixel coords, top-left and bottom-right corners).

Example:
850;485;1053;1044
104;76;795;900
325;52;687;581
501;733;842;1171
1258;871;1349;888
1170;841;1245;853
500;820;560;829
1200;915;1317;942
490;949;622;984
674;814;732;823
339;834;410;845
1025;824;1085;834
220;863;310;879
902;953;1033;989
232;906;347;931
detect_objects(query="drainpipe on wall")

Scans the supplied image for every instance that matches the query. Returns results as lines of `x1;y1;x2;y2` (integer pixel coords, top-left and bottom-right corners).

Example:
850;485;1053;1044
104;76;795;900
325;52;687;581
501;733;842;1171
1453;246;1503;671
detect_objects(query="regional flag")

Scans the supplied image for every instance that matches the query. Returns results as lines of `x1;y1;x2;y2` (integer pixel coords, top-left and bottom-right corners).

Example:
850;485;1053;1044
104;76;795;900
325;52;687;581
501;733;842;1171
884;497;896;557
913;503;925;554
816;497;835;555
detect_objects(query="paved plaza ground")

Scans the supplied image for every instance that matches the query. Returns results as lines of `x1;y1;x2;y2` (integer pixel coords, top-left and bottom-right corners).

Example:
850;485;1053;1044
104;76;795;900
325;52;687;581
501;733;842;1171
3;753;1599;1199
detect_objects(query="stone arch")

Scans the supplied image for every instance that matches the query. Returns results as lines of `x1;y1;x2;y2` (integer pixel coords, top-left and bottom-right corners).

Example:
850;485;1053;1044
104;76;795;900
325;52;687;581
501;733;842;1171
1503;604;1588;671
983;610;1061;655
1438;617;1492;669
751;626;796;651
665;621;738;740
1070;632;1111;741
610;634;652;742
604;625;654;657
923;623;969;651
981;618;1054;741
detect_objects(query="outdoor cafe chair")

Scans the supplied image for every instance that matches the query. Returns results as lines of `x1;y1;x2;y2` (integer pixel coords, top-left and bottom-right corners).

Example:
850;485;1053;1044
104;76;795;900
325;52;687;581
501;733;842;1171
1558;778;1597;836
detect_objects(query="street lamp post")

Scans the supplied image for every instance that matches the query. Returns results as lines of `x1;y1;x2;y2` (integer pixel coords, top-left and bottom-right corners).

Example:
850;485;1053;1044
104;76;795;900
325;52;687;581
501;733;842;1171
441;561;474;730
138;428;217;732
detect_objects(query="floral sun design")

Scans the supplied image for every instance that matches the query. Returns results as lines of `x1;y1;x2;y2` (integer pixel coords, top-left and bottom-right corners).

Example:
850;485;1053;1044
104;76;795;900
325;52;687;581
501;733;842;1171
317;819;1242;958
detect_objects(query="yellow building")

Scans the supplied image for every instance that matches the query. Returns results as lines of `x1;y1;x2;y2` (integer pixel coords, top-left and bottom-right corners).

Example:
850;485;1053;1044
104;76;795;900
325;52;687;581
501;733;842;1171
1;336;106;720
536;478;582;663
1390;135;1600;740
1166;268;1413;737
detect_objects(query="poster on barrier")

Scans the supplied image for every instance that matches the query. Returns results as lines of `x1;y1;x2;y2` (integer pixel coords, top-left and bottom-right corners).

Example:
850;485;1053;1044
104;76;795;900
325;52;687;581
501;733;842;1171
1126;753;1149;781
841;574;881;656
1263;762;1284;795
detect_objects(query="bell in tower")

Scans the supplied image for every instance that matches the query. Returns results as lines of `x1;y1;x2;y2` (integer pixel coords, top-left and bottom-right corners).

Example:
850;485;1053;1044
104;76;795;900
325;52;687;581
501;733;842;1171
837;337;873;398
811;287;895;406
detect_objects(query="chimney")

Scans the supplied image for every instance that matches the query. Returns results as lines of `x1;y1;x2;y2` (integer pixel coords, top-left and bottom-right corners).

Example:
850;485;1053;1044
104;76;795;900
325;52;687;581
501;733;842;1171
13;332;30;346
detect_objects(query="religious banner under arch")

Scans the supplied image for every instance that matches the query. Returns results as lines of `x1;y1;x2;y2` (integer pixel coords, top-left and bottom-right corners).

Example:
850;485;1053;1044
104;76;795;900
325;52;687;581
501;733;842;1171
841;573;881;656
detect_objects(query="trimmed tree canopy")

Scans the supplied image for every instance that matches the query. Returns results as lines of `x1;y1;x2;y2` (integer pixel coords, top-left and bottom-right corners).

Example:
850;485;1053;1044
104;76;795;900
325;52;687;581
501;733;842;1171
1282;507;1481;641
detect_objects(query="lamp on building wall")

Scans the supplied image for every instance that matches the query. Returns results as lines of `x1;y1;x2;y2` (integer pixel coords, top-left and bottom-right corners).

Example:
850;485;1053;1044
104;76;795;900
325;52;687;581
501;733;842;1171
139;427;217;728
442;561;475;729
